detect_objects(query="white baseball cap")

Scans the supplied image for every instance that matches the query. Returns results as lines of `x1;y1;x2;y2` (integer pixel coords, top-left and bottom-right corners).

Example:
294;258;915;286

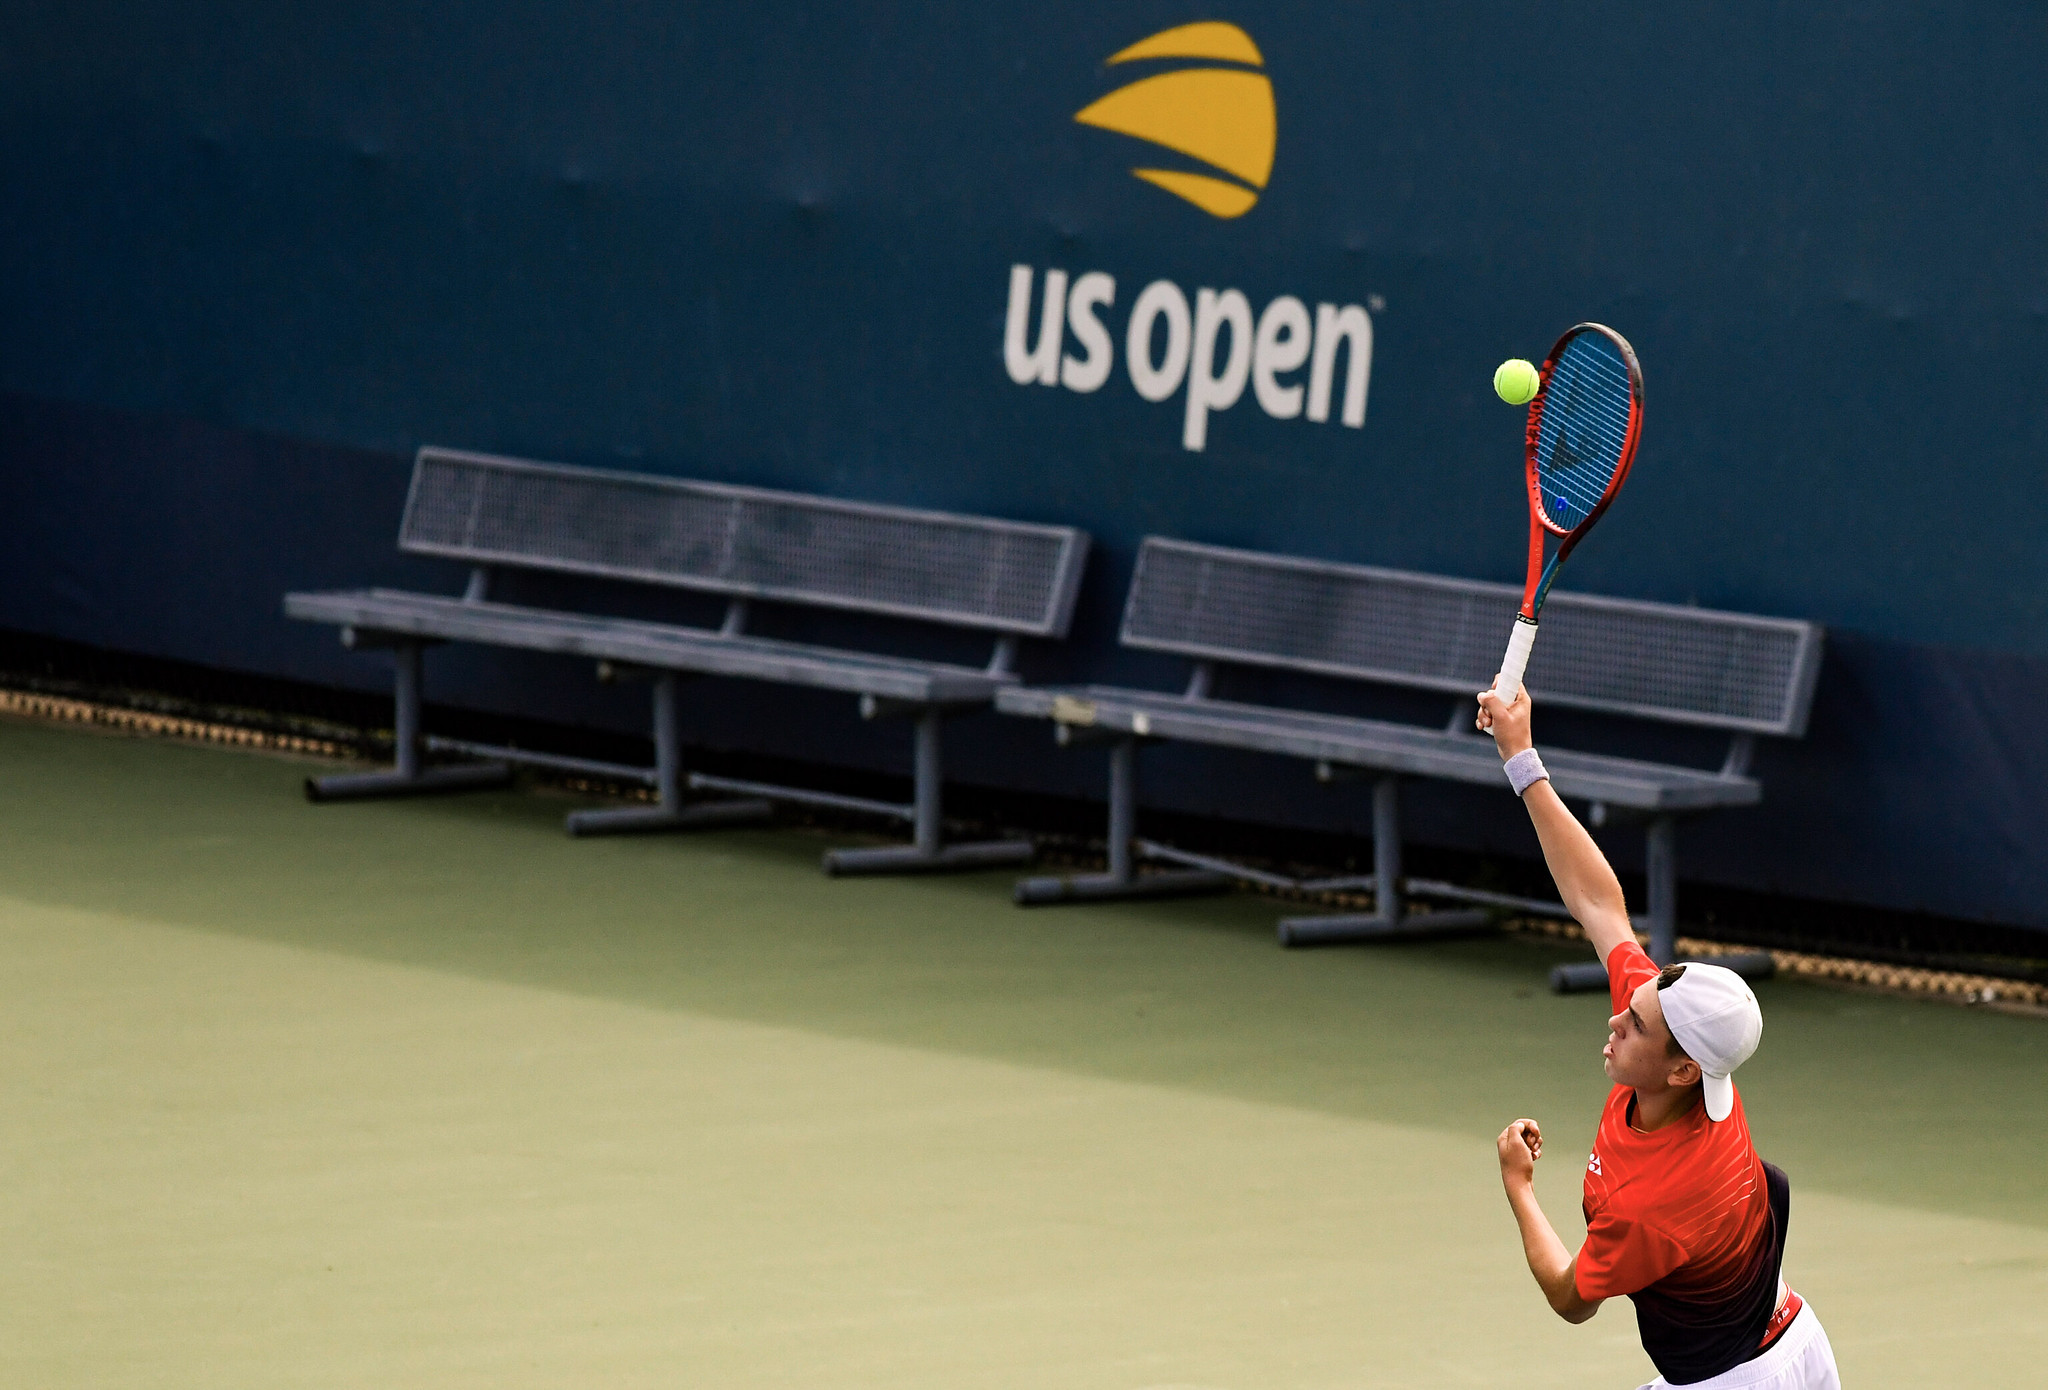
1659;964;1764;1122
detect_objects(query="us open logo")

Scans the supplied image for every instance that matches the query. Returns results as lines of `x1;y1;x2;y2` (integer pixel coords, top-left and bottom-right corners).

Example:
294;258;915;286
1002;22;1374;454
1072;20;1276;220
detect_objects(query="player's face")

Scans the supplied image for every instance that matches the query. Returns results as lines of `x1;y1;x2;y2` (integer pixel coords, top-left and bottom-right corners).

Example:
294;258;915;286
1603;979;1679;1088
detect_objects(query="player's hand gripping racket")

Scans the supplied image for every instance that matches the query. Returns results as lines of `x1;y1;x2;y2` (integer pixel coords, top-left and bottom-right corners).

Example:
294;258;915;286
1489;324;1644;707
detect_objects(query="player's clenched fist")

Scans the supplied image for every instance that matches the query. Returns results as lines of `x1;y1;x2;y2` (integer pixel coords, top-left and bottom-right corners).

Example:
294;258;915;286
1476;686;1534;757
1497;1118;1544;1186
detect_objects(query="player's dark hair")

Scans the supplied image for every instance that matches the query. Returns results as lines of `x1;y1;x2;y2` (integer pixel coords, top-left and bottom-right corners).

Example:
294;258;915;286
1655;964;1689;1058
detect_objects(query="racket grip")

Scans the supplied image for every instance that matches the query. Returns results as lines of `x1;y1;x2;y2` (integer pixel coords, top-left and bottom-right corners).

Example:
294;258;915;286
1491;617;1539;707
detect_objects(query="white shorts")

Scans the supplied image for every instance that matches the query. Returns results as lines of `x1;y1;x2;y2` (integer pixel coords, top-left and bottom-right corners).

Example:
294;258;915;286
1636;1301;1840;1390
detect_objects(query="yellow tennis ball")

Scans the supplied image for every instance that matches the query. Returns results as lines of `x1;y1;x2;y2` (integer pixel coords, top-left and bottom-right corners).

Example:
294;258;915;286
1494;358;1541;406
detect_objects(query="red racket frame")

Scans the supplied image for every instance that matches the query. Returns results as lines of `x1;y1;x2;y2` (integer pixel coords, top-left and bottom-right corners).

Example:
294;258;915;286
1517;322;1646;620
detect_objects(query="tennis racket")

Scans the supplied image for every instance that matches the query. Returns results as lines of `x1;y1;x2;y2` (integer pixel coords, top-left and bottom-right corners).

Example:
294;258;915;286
1489;323;1644;706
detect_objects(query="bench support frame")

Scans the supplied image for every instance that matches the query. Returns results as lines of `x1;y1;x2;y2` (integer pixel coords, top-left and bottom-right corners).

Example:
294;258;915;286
304;643;775;831
328;662;1037;869
821;708;1037;875
1013;746;1546;938
304;639;514;802
564;674;774;836
1275;776;1492;946
1013;737;1238;905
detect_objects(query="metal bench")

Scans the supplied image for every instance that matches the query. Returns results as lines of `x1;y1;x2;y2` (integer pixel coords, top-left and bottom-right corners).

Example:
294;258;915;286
287;447;1090;874
996;537;1823;972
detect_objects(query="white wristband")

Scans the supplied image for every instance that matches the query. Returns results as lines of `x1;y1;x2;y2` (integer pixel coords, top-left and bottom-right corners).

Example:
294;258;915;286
1503;748;1549;797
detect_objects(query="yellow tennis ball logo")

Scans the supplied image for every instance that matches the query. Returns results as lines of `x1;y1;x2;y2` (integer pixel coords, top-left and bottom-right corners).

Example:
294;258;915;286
1073;22;1276;220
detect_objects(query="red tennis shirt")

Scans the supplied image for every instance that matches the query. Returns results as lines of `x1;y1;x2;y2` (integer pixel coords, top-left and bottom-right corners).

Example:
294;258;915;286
1576;941;1788;1384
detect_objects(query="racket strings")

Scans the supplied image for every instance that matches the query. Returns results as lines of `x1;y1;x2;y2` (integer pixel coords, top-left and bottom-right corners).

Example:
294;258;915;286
1535;335;1634;531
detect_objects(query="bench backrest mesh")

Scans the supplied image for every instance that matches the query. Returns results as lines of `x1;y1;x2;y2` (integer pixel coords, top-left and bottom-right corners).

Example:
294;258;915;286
1122;538;1824;736
399;448;1091;637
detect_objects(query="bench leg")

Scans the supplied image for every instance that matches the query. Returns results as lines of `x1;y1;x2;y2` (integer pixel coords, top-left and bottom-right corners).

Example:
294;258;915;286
567;674;773;835
306;640;512;801
1635;818;1778;978
1646;813;1677;965
1279;776;1491;946
1015;736;1231;905
1552;814;1675;993
1549;816;1776;992
823;709;1035;874
914;707;943;855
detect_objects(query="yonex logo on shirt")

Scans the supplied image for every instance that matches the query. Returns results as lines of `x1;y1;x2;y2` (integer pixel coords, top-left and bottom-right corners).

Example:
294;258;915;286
1587;1151;1603;1175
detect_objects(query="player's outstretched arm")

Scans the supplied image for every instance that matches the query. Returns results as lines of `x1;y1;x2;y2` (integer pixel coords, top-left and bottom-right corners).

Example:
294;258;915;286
1475;689;1634;965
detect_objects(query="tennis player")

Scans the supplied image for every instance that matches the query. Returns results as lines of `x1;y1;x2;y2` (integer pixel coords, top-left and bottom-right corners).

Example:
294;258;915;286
1475;686;1842;1389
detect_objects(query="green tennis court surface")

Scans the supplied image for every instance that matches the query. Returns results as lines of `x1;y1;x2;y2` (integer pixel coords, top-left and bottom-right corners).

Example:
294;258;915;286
2;720;2042;1388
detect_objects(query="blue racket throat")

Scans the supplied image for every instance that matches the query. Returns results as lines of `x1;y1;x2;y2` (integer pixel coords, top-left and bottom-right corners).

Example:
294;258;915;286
1530;553;1566;616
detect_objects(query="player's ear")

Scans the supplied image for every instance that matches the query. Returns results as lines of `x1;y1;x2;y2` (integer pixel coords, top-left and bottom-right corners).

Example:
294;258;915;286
1668;1056;1702;1088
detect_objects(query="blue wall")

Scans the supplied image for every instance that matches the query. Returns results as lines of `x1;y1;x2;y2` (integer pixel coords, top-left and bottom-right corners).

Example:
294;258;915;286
3;4;2045;926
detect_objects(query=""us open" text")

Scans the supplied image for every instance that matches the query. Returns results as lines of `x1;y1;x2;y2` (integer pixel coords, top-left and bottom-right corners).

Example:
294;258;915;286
1003;264;1372;453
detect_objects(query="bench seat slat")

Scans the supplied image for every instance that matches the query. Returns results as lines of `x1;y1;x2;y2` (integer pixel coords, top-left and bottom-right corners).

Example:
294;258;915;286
287;590;1011;703
994;684;1760;812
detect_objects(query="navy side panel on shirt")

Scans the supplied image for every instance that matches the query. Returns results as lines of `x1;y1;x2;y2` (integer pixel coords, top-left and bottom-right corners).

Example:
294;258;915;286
1632;1162;1792;1385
